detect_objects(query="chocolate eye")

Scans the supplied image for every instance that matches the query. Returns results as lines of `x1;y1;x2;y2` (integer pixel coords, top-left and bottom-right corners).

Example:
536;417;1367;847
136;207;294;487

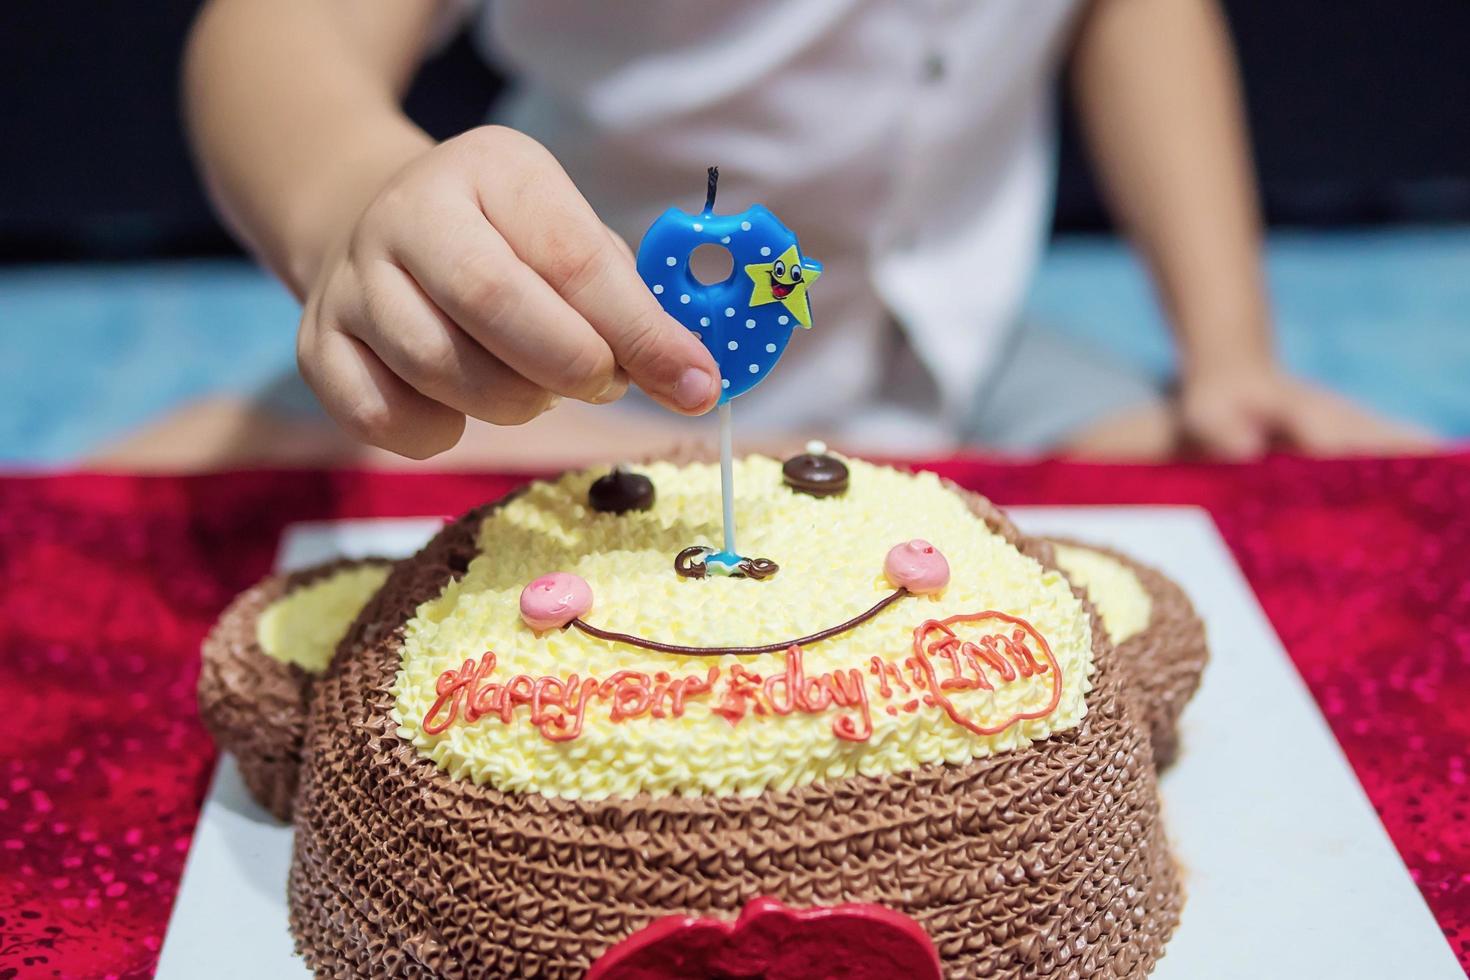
773;259;786;279
588;466;655;513
782;447;849;497
791;265;804;283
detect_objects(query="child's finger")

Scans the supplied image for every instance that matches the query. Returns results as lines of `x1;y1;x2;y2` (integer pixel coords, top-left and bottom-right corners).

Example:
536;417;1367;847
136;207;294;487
300;321;466;459
390;197;627;406
604;224;636;264
1189;404;1266;461
355;264;576;425
471;140;720;415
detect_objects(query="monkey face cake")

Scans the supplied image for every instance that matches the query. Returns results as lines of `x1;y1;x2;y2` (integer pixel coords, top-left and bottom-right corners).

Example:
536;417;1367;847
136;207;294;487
395;459;1096;801
200;455;1203;978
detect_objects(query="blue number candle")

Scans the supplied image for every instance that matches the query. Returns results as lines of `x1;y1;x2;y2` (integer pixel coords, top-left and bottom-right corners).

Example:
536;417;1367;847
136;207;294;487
636;168;822;403
634;169;822;579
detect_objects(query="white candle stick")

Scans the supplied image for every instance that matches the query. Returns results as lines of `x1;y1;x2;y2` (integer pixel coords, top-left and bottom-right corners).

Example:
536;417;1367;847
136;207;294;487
718;401;736;556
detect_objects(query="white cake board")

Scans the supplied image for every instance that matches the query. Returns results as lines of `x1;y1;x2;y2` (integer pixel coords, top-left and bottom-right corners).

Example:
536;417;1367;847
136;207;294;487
156;508;1463;978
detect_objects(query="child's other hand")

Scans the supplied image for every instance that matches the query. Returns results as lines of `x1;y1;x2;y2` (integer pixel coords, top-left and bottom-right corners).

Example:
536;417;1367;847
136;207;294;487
297;126;720;459
1180;364;1437;459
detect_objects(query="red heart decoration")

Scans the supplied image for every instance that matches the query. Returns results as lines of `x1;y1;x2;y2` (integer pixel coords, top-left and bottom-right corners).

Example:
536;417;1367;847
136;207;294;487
587;897;943;980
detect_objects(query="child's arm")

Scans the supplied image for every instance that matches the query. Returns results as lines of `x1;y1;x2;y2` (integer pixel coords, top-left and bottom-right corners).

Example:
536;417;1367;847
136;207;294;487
184;0;719;459
1070;0;1432;457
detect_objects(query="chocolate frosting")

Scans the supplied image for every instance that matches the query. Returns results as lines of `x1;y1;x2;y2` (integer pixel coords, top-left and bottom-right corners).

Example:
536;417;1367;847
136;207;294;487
1049;538;1209;769
278;481;1183;978
197;558;389;821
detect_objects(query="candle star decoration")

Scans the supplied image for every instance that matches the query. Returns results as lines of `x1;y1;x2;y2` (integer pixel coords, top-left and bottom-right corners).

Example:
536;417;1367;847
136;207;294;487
745;243;821;327
635;167;821;580
636;167;822;403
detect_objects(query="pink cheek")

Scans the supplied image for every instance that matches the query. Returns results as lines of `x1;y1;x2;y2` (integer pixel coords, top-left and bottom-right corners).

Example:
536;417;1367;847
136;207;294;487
519;573;594;632
884;539;950;596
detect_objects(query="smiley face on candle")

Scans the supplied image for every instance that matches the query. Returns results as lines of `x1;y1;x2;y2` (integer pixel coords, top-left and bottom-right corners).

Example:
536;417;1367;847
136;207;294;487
745;244;819;327
637;176;821;403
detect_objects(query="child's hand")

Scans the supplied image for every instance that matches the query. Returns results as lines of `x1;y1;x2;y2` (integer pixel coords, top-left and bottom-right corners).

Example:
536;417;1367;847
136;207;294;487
296;126;720;459
1180;363;1437;459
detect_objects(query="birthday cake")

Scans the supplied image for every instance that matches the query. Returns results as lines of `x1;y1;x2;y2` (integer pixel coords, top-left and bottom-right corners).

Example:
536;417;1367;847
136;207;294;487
199;452;1208;978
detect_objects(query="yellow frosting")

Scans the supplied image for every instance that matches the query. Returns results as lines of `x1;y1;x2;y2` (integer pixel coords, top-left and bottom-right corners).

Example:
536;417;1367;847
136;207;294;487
392;457;1095;800
257;564;390;673
1051;543;1153;645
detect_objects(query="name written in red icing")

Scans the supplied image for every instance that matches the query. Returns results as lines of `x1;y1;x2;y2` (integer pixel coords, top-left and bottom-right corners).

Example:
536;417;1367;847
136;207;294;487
420;611;1061;745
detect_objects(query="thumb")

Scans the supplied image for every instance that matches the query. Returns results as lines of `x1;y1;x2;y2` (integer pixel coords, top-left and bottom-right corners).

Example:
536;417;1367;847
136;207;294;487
590;231;721;415
600;301;721;415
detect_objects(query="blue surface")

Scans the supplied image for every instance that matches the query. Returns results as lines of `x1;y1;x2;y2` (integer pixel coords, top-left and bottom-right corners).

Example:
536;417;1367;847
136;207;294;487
1025;229;1470;437
0;260;301;464
1;229;1467;465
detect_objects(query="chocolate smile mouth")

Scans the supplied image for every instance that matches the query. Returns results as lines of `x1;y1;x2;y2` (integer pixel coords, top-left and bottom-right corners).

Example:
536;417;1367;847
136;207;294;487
570;587;912;656
770;278;795;299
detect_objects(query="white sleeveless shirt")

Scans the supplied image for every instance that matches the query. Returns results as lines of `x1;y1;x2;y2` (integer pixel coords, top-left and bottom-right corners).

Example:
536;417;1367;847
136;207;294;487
468;0;1083;447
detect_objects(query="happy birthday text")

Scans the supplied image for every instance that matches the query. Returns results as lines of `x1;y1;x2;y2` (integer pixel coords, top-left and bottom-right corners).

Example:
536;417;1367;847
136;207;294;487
419;611;1061;745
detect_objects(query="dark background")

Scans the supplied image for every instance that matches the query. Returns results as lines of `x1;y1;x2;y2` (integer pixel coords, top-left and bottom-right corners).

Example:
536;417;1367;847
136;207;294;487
3;1;1468;262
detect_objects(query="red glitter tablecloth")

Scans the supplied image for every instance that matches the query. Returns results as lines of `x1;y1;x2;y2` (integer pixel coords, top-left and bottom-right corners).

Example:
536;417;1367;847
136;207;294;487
1;455;1467;978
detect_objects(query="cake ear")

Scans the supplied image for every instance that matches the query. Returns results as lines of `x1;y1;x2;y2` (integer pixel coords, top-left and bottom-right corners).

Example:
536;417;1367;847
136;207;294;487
1047;539;1208;768
198;558;390;820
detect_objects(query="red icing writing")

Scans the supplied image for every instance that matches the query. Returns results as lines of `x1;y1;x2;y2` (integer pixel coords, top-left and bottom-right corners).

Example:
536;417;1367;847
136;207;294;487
421;654;719;741
710;646;872;741
907;612;1063;737
419;611;1059;747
